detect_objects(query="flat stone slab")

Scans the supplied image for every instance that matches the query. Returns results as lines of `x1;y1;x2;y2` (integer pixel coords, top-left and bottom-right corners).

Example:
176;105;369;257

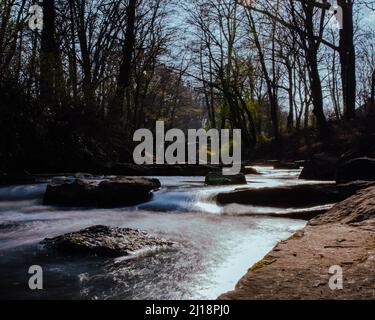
216;181;375;208
217;184;339;208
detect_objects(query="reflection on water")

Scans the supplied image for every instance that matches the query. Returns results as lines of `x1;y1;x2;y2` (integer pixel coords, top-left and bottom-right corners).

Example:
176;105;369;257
0;167;320;300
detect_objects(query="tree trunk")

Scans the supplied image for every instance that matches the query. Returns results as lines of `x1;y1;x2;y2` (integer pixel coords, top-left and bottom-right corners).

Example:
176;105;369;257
286;59;294;131
111;0;137;122
371;67;375;105
40;0;64;109
73;0;95;110
303;3;329;136
307;46;329;136
337;0;356;120
247;12;279;140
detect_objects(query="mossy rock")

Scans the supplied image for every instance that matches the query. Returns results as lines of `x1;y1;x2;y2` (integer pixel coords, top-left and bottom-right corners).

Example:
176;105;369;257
205;172;247;186
250;256;277;272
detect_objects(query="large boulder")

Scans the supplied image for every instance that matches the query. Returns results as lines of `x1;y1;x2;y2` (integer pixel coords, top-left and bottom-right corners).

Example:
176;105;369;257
338;141;375;165
43;179;97;207
43;177;161;207
310;185;375;226
336;157;375;183
98;177;161;207
205;172;247;186
42;225;174;257
299;153;338;181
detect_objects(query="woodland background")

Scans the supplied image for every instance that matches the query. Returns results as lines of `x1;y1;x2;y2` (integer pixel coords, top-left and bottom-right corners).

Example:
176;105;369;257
0;0;374;172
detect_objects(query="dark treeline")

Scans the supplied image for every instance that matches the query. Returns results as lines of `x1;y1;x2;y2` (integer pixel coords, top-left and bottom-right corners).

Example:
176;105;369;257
0;0;374;172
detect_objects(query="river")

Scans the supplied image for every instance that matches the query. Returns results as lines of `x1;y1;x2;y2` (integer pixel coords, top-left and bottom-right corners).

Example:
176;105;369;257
0;167;328;300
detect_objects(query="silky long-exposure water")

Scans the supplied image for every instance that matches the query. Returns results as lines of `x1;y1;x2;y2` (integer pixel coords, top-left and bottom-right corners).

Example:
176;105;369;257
0;167;330;300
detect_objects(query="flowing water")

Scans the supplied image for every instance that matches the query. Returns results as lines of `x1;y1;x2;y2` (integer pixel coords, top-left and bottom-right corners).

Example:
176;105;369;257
0;167;330;300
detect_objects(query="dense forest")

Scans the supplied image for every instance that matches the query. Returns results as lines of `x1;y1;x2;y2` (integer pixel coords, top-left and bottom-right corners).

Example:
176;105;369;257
0;0;374;172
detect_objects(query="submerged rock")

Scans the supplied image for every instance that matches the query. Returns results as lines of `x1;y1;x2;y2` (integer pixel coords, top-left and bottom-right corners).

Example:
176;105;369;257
299;153;338;181
336;157;375;183
43;177;161;207
42;225;174;257
205;172;247;186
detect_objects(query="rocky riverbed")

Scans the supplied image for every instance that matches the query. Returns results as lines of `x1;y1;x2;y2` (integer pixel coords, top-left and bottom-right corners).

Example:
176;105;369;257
0;167;309;299
1;158;374;300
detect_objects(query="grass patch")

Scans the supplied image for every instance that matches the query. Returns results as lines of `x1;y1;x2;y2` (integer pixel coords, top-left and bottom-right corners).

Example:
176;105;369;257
250;256;276;272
